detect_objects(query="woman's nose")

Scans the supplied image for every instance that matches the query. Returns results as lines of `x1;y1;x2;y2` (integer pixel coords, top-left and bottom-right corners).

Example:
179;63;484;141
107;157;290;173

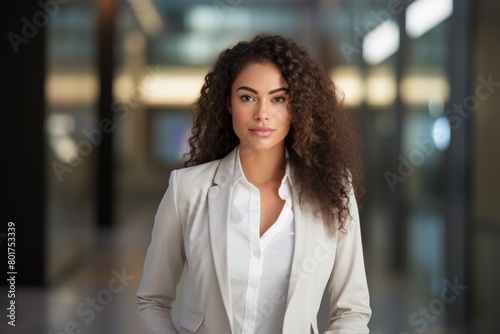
254;101;269;120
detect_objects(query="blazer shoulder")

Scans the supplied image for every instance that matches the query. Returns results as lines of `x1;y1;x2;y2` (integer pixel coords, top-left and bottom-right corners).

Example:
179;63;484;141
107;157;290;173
173;148;238;185
171;159;222;192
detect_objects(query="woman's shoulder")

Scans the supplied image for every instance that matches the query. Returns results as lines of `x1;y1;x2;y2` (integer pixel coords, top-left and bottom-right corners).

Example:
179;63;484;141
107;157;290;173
175;148;237;181
174;159;222;181
169;147;238;192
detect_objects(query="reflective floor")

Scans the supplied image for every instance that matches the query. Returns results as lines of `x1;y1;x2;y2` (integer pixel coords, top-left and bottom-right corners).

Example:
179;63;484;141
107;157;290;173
0;226;146;334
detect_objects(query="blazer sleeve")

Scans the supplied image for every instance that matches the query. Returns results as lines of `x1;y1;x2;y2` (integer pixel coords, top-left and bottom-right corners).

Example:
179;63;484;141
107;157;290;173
325;184;371;333
137;170;186;334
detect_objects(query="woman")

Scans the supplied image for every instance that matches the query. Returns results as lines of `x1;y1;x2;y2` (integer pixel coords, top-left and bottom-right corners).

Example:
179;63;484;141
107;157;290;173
137;34;371;334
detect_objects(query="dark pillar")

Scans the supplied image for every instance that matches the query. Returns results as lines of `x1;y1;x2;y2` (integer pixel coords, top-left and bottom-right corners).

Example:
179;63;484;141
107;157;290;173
96;0;117;228
392;4;410;272
1;1;46;286
445;0;473;329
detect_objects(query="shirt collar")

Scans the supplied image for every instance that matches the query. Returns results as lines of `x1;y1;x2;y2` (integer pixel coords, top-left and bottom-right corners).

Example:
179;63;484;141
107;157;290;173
233;147;245;186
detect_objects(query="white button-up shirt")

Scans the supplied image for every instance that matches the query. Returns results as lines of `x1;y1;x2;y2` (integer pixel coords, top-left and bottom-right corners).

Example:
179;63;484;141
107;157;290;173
228;150;295;334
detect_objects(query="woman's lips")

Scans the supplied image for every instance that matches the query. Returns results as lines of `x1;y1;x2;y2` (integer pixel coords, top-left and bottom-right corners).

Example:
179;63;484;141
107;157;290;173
249;127;274;137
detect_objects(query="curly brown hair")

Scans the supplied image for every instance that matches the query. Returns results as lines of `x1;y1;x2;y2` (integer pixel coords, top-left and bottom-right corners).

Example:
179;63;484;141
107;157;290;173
185;34;364;233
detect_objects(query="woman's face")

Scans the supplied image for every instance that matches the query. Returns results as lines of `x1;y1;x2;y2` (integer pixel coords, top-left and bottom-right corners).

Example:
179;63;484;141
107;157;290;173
229;62;291;153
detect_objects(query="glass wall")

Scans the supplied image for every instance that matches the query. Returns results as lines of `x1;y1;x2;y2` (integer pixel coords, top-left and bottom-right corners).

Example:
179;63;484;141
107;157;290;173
44;1;99;332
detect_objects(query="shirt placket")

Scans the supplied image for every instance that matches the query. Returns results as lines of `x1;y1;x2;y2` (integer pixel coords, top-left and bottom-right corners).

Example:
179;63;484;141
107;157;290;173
241;185;262;334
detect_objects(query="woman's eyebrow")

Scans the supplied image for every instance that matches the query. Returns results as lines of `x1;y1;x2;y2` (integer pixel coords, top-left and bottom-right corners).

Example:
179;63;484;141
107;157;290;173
269;87;288;94
236;86;258;94
236;86;289;94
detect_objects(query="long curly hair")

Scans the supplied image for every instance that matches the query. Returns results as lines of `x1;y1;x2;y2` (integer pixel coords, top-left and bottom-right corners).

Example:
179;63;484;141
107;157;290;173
185;34;364;233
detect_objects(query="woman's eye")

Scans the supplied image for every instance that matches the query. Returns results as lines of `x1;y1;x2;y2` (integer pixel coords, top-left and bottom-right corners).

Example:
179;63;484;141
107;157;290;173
274;96;286;103
240;95;254;102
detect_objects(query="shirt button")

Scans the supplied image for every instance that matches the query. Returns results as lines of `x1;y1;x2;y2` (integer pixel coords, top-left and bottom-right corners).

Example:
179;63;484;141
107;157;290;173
247;315;254;320
249;282;256;288
253;250;260;257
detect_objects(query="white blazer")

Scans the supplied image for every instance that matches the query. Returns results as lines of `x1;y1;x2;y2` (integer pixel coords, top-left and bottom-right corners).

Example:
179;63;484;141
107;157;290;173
137;147;371;334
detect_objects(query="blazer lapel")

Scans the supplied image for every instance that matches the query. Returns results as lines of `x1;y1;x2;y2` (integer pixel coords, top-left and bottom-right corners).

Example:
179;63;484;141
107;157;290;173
207;147;238;329
282;185;316;333
286;184;313;305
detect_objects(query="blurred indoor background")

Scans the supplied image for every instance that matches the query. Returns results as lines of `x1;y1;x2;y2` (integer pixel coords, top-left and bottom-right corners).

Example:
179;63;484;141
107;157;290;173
2;0;500;333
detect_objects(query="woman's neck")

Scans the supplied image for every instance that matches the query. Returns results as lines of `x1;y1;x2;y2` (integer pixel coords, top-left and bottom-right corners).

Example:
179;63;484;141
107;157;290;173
239;145;286;186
